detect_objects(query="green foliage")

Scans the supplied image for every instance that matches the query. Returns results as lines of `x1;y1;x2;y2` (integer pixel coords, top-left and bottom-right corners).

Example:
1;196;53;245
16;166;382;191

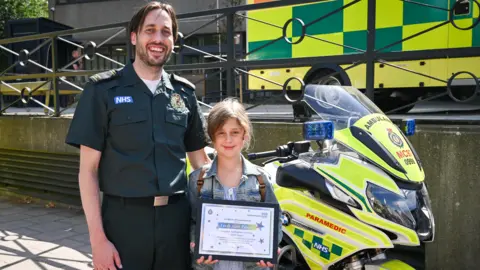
0;0;49;38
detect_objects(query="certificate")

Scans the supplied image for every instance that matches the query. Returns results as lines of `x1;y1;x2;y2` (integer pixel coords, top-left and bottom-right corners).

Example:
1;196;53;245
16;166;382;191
194;199;280;263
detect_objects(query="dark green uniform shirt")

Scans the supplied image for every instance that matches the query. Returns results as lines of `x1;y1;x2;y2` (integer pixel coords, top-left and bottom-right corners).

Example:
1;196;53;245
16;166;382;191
65;62;208;197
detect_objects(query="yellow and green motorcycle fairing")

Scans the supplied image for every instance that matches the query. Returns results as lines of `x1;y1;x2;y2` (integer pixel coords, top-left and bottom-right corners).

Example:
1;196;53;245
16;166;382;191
267;155;422;269
335;113;425;183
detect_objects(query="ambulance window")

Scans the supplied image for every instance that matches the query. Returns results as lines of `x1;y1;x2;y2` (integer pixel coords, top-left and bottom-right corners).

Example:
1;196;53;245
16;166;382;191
454;0;470;16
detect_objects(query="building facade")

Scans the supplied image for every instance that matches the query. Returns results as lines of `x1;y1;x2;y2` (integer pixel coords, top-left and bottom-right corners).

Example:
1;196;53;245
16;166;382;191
47;0;247;99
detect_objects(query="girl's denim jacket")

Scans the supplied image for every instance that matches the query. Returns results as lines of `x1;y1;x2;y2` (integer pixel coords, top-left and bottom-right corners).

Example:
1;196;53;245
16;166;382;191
187;155;283;270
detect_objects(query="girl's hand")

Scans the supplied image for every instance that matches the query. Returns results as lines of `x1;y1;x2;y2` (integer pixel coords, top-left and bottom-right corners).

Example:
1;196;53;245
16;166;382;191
256;248;280;268
191;245;279;266
196;255;219;265
191;242;219;265
257;260;274;268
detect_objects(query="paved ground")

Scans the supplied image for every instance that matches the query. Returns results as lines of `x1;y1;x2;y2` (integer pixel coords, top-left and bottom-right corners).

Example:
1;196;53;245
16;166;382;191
0;196;93;270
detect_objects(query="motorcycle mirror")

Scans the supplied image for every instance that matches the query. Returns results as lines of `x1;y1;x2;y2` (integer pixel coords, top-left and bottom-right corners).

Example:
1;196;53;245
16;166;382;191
400;119;416;136
303;120;334;141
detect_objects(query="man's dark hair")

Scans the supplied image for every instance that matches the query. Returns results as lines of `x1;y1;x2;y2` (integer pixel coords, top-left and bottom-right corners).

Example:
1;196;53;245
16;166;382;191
129;1;178;42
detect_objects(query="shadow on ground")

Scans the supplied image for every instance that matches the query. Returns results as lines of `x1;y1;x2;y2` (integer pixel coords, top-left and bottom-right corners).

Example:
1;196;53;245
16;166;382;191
0;196;93;269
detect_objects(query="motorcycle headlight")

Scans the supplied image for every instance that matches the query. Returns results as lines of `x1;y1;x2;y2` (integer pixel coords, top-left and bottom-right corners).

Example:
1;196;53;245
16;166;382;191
366;183;416;230
402;183;435;242
325;179;361;209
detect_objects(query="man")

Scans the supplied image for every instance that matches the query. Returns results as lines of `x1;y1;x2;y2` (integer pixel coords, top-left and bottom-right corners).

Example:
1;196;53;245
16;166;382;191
65;2;210;270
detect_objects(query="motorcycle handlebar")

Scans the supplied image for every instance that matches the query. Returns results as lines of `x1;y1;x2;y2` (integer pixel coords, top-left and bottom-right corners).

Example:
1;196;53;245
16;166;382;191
247;143;296;160
247;142;310;162
247;150;278;160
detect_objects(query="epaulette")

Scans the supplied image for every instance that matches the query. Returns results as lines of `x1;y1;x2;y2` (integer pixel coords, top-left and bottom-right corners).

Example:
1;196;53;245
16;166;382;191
171;73;195;91
89;69;120;83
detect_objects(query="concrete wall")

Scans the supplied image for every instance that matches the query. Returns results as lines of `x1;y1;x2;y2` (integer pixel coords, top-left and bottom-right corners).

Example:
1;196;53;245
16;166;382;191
407;125;480;269
0;116;75;154
0;116;479;269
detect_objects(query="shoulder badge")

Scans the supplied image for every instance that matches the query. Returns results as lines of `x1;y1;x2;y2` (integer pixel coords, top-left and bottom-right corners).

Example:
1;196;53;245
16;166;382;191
171;73;195;91
89;69;120;83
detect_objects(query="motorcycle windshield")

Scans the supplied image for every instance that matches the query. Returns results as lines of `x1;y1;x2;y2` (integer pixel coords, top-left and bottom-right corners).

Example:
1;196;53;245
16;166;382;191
303;84;383;130
303;85;425;182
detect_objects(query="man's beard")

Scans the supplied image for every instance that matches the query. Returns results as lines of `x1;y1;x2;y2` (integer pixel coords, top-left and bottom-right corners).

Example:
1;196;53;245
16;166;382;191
136;44;172;68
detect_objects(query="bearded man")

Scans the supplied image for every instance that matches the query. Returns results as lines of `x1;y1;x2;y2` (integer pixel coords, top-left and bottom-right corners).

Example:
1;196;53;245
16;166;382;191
65;2;210;269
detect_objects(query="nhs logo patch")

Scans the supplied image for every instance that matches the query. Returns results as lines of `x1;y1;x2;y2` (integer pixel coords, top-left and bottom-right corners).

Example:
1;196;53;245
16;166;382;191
114;96;133;104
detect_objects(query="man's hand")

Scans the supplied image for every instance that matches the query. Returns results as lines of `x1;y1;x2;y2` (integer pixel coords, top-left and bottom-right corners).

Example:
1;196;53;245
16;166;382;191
187;148;211;170
91;237;122;270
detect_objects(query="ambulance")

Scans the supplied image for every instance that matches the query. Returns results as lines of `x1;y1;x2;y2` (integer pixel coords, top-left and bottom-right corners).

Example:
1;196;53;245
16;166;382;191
245;0;480;113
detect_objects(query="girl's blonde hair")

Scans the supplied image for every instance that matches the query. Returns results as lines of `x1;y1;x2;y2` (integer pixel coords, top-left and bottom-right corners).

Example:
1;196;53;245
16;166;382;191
206;98;253;151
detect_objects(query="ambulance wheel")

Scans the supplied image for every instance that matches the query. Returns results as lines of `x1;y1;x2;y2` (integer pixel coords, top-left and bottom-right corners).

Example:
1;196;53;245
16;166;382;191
307;69;343;86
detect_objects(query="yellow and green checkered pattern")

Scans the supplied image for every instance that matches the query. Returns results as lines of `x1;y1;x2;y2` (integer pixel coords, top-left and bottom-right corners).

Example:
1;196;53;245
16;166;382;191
247;0;480;59
292;227;346;261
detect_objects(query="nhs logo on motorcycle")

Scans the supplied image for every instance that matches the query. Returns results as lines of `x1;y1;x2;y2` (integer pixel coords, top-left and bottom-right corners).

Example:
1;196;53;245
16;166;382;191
303;120;334;141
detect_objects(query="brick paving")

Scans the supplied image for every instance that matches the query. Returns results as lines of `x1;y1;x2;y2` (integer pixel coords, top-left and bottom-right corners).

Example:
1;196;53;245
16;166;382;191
0;196;93;269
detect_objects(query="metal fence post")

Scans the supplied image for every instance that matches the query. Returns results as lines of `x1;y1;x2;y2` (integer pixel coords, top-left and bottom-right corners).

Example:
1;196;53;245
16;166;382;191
366;0;376;101
51;37;60;117
0;84;3;116
226;12;236;98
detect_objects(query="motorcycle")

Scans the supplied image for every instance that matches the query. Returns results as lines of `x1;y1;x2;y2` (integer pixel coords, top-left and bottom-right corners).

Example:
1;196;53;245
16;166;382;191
243;84;435;270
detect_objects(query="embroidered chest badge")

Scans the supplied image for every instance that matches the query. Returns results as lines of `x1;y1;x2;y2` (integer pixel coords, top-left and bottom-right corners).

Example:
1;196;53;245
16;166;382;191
114;96;133;104
170;93;187;112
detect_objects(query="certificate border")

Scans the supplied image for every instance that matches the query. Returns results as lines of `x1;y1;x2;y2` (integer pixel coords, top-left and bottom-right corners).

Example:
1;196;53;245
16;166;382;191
194;198;280;264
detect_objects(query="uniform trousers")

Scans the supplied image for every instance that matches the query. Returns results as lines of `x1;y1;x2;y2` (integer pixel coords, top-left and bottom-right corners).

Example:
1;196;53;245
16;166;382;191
101;193;191;270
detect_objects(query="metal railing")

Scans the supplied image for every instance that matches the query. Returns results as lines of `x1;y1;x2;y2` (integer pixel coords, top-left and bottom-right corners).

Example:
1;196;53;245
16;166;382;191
0;0;479;117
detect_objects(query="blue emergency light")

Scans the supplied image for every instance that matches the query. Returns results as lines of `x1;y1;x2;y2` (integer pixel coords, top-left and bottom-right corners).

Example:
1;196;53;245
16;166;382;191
303;120;334;141
401;119;416;136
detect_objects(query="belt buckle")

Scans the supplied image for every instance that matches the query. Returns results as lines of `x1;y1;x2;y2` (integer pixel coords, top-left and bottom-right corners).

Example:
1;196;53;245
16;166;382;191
154;196;169;206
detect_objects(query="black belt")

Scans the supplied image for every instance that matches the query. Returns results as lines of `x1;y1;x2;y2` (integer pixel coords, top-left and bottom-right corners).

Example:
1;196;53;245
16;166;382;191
104;192;185;207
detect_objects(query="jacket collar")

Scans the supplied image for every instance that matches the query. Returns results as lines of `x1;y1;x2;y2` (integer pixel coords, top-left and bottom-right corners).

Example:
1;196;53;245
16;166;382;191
162;70;174;91
120;61;174;91
203;154;262;181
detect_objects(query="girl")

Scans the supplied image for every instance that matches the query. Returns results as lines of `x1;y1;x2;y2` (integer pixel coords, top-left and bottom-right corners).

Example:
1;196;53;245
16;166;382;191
188;98;282;270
